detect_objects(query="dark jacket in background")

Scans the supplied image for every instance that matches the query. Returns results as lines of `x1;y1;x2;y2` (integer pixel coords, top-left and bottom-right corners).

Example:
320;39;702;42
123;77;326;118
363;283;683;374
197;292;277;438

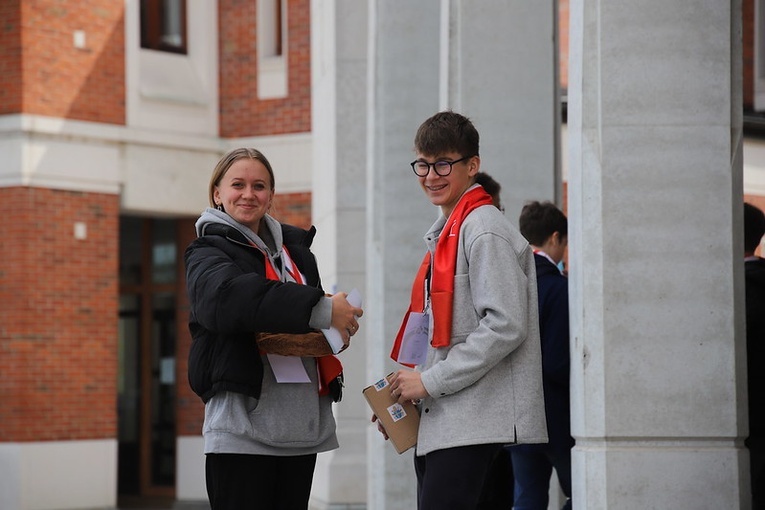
515;254;572;451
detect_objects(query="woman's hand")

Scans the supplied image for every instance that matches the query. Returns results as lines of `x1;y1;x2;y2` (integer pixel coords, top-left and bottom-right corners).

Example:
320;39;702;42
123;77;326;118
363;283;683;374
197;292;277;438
330;292;364;346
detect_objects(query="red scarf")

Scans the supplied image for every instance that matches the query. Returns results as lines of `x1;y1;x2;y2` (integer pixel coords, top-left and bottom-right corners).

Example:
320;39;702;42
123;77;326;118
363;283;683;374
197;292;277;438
390;186;493;363
260;245;342;397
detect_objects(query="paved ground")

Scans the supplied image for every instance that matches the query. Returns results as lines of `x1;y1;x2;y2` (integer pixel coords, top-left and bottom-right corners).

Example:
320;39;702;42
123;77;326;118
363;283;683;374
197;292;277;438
117;496;209;510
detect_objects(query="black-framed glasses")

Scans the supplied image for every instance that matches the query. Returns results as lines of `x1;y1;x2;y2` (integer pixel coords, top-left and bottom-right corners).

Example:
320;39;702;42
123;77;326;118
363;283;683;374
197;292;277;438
410;155;473;177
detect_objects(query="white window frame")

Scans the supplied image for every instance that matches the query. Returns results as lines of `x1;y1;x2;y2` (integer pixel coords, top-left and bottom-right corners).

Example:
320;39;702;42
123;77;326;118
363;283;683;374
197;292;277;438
257;0;288;99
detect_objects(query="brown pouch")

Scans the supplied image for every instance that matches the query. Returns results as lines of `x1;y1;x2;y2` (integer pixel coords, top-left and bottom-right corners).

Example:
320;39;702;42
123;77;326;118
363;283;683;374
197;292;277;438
255;331;333;357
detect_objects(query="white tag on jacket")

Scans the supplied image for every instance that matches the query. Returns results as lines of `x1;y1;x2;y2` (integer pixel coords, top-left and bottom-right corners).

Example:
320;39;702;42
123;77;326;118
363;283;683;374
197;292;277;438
268;354;311;383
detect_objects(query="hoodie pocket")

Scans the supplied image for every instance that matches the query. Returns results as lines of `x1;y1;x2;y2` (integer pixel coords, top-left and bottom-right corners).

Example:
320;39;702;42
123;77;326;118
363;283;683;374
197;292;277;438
249;358;331;447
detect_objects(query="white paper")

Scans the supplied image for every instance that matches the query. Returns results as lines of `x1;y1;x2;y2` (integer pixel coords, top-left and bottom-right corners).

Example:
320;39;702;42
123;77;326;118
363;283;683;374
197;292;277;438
322;288;364;354
397;311;429;366
268;354;311;383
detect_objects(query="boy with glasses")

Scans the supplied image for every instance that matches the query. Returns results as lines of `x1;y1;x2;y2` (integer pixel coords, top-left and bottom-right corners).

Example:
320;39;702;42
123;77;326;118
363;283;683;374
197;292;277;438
378;110;548;509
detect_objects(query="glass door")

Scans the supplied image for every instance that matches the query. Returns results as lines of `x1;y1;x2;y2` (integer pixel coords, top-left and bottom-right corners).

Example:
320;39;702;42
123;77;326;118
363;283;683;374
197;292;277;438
118;217;178;500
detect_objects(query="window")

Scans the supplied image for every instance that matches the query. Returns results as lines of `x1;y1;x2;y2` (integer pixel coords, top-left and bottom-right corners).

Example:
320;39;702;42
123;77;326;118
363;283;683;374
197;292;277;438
140;0;187;54
261;0;284;58
258;0;288;99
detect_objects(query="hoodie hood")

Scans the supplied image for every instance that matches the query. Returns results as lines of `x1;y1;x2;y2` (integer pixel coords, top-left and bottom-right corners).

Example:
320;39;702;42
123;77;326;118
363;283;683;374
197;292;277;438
195;208;290;280
195;208;284;255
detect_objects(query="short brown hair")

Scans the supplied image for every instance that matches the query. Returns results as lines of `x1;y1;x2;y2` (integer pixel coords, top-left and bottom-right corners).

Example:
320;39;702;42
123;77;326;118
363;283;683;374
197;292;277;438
414;110;479;159
519;201;567;246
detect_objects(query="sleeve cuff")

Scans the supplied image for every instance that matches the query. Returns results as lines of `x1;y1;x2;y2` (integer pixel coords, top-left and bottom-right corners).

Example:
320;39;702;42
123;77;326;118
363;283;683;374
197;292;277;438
309;296;333;330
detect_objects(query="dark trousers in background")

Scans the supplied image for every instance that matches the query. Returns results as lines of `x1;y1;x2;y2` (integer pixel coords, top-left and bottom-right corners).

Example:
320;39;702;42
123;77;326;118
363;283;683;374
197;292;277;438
206;452;317;510
414;443;503;510
510;442;572;510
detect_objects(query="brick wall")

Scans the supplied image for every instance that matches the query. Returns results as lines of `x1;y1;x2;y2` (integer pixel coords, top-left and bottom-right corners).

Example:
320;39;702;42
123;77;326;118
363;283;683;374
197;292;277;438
4;0;126;123
744;0;754;109
218;0;312;137
271;192;313;230
0;1;22;114
559;0;569;93
176;218;204;435
0;188;119;441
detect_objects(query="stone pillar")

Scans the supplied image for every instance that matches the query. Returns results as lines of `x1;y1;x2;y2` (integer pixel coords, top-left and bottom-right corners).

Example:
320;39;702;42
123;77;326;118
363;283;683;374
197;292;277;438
567;0;750;508
365;2;443;508
446;0;561;220
310;1;373;508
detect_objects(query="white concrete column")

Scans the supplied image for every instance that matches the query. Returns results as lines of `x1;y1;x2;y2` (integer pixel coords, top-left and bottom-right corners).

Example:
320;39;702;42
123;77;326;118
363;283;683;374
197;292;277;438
567;0;750;508
447;0;561;221
365;3;443;508
310;1;373;508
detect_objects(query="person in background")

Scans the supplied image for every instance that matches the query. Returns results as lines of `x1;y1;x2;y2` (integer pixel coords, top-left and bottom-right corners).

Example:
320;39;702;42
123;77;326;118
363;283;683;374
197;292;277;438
377;110;548;510
744;202;765;510
475;171;504;212
511;200;573;510
474;171;514;510
185;147;364;510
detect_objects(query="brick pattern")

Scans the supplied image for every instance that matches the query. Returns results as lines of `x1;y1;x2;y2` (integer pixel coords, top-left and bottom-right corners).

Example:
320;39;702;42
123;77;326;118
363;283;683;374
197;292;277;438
0;188;119;441
175;218;204;435
12;0;125;123
219;0;312;137
744;0;754;109
0;1;22;114
271;192;313;230
559;0;569;93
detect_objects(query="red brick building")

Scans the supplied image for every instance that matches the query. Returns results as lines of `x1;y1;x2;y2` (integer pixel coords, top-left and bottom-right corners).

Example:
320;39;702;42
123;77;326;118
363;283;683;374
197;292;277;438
0;1;761;509
0;1;312;507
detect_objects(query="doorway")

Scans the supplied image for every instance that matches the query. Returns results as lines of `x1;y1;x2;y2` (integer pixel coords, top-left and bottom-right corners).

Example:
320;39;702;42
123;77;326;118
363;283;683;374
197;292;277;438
118;216;180;499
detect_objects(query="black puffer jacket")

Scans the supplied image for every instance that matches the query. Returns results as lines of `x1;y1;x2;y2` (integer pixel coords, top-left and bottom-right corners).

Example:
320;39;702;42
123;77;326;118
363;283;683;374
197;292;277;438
185;223;325;403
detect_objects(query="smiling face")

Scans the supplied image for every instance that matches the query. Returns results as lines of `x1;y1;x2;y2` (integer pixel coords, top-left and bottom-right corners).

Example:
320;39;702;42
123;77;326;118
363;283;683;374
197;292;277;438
214;157;274;232
415;151;479;217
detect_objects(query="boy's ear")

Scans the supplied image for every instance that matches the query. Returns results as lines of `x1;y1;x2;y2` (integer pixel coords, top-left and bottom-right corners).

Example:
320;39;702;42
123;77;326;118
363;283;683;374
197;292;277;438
468;155;481;176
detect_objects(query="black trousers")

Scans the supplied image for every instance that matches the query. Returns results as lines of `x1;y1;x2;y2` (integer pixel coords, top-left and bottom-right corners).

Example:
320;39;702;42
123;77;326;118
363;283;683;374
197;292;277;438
205;453;317;510
414;443;504;510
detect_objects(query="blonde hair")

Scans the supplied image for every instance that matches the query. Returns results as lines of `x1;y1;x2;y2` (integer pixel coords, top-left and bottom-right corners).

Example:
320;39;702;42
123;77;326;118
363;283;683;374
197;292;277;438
208;148;276;207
